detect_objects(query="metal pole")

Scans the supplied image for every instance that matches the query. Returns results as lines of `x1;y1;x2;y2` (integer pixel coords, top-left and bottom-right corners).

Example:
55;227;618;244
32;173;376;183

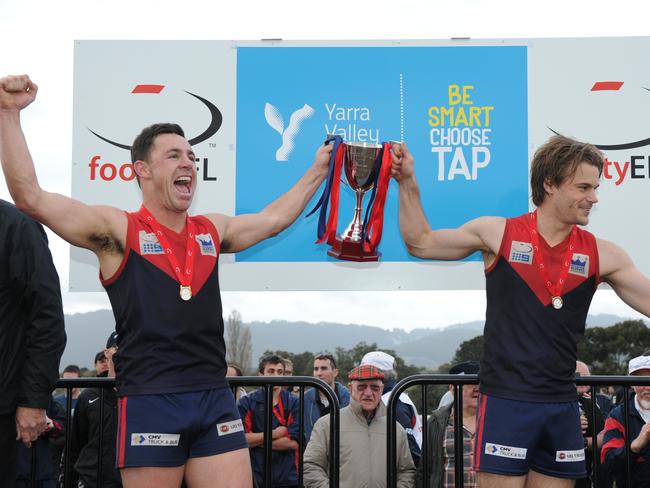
263;385;274;488
97;387;105;487
453;384;464;488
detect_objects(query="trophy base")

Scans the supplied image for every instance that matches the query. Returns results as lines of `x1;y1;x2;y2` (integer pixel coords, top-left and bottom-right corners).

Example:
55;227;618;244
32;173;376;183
327;236;380;262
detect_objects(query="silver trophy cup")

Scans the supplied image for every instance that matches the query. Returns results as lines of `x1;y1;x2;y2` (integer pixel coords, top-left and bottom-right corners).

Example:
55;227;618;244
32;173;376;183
328;141;383;261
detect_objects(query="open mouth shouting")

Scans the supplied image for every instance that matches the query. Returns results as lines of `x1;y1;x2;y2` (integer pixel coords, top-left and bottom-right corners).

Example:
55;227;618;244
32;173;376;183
174;175;193;196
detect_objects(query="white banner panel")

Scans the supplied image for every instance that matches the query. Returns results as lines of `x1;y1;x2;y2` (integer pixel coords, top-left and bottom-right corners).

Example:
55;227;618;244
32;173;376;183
70;38;650;291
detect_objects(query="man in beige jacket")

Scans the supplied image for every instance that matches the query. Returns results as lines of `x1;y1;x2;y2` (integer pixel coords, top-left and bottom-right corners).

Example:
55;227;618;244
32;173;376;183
303;364;415;488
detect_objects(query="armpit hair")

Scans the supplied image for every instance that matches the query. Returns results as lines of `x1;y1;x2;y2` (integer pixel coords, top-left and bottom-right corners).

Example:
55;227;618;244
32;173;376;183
89;233;124;254
220;239;232;253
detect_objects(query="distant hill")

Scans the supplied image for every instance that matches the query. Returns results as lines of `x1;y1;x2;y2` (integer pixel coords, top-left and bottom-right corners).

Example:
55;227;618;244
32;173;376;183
58;310;644;371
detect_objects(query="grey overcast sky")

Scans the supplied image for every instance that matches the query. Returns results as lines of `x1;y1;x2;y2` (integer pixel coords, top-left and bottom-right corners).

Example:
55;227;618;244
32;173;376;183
1;0;648;331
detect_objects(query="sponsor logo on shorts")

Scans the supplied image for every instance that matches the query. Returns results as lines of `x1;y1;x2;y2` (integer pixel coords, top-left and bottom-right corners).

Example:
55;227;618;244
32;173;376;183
139;231;164;255
485;442;527;459
509;241;533;264
196;233;217;256
131;433;180;446
569;253;589;277
217;419;244;436
556;449;586;462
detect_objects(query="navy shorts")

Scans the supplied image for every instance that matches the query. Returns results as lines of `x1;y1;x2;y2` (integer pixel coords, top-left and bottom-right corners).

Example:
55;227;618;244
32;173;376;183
116;387;248;468
474;393;586;479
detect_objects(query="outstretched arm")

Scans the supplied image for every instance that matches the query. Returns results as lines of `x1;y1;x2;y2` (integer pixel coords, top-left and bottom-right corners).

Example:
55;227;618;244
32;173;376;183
391;142;504;260
207;143;332;253
0;75;125;257
599;238;650;316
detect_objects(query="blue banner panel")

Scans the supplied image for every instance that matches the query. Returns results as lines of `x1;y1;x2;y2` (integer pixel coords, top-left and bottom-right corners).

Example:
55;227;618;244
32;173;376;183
236;46;528;262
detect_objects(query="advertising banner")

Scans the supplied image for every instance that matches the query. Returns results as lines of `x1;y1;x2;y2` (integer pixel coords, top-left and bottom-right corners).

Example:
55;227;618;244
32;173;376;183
70;38;650;291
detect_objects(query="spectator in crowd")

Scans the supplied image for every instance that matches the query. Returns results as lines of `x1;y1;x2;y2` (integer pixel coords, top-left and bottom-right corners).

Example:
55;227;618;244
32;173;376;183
94;350;109;376
51;363;84;483
303;364;415;488
15;395;66;488
227;363;248;402
238;355;300;488
303;353;350;443
418;361;479;488
575;361;606;488
65;331;121;488
54;365;82;414
0;200;66;488
602;355;650;486
361;351;422;466
282;357;299;394
576;360;613;417
52;364;83;482
283;358;294;377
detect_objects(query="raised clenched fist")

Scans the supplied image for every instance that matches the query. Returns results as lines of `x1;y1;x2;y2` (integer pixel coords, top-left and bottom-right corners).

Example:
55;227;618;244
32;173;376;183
0;74;38;111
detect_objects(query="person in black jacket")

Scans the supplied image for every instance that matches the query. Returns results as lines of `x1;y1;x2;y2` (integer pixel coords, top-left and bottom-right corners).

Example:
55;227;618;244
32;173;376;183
0;199;66;488
67;332;122;488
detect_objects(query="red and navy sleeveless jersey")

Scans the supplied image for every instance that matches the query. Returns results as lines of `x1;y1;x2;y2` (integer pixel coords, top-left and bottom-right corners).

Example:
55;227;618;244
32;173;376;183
480;213;600;402
101;210;228;396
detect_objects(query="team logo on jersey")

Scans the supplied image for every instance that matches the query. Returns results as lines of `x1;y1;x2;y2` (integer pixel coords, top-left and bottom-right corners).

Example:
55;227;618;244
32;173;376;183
139;231;164;255
131;433;180;446
195;233;217;256
217;419;244;436
569;253;589;277
508;241;533;264
556;449;585;462
485;442;527;459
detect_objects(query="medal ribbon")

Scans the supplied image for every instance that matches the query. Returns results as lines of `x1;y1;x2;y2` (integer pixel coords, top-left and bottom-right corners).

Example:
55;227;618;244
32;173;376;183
139;206;196;289
361;142;392;253
528;211;577;304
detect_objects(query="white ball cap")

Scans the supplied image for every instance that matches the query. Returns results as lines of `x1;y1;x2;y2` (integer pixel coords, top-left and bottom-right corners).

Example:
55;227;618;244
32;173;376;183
361;351;396;371
628;355;650;375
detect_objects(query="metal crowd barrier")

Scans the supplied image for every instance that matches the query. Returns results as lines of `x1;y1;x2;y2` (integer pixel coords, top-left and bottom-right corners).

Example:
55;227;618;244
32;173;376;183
233;376;341;488
26;376;339;488
386;373;650;488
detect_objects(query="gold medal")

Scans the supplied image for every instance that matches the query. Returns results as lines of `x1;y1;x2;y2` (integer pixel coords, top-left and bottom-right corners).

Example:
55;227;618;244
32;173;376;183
180;285;192;301
552;296;563;310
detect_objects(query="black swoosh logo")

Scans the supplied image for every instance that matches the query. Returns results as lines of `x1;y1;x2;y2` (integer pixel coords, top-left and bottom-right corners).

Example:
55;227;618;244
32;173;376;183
548;127;650;151
88;91;222;150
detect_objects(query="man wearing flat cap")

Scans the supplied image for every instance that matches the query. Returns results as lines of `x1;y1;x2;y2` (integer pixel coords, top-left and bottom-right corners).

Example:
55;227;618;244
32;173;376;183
361;350;422;466
303;364;415;488
602;355;650;487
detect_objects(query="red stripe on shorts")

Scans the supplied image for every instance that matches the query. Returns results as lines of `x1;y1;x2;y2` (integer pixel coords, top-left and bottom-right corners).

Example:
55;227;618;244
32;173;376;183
474;393;489;470
117;396;128;467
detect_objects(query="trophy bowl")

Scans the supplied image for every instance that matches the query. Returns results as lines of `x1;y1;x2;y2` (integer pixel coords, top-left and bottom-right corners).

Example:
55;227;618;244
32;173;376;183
327;141;384;261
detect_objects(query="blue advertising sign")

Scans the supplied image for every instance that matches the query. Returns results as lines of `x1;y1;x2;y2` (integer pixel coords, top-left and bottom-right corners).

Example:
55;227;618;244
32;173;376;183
236;46;528;262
